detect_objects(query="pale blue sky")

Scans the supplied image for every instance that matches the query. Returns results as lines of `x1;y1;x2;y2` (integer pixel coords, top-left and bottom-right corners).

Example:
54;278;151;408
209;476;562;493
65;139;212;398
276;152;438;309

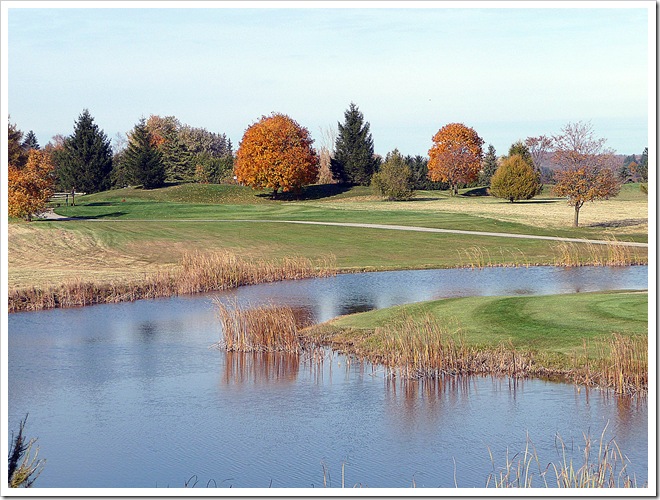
5;3;651;156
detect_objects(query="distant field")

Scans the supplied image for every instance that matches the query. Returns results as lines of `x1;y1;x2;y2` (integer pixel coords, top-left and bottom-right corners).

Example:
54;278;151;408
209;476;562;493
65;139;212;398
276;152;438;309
8;183;648;290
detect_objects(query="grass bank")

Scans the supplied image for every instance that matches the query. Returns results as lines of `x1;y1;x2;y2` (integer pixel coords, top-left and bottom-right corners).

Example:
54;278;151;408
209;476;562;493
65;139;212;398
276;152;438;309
9;183;647;290
301;291;648;394
8;251;336;313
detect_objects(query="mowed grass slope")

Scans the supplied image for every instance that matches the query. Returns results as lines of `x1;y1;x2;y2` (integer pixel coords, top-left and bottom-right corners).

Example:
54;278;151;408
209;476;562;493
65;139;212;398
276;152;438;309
9;183;648;289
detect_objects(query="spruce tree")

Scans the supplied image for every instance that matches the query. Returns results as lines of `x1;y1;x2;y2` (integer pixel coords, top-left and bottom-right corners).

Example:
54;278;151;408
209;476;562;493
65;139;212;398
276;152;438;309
58;109;113;193
480;144;498;186
331;103;379;185
162;132;193;183
122;119;165;189
22;130;40;151
8;120;27;169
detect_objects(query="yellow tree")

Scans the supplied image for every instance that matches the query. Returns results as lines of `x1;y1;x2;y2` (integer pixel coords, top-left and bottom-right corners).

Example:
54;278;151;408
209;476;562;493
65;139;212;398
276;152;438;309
234;113;319;198
8;150;55;221
490;154;541;202
552;121;621;227
427;123;484;195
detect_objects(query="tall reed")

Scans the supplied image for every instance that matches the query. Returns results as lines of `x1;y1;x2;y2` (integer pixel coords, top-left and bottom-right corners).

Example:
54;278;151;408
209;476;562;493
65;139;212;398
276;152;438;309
316;313;647;394
487;425;642;488
8;251;336;312
215;299;303;353
575;333;648;395
553;238;645;267
371;314;536;380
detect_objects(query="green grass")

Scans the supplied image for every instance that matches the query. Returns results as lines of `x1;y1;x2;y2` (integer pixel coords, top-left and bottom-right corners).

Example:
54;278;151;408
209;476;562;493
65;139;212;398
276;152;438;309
315;291;648;362
52;183;647;242
9;183;647;290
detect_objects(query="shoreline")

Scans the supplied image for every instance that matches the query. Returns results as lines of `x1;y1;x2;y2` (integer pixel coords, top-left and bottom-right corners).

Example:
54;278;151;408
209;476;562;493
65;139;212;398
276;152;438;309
8;260;648;313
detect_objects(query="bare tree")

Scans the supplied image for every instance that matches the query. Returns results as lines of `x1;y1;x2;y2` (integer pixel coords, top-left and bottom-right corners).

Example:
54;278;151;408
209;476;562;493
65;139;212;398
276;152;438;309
316;124;338;184
525;135;553;173
552;121;620;227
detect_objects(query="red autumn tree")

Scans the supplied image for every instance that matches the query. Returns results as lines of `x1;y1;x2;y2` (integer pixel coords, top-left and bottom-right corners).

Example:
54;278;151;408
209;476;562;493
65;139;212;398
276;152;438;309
234;113;319;198
8;149;55;221
552;121;621;227
427;123;484;195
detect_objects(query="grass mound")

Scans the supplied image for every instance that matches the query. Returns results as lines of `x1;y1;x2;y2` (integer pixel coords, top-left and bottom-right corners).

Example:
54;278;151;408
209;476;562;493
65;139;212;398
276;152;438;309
302;291;648;393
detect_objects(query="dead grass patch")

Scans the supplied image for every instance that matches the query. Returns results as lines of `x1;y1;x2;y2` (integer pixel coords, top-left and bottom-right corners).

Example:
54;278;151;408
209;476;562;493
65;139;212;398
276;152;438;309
9;251;336;313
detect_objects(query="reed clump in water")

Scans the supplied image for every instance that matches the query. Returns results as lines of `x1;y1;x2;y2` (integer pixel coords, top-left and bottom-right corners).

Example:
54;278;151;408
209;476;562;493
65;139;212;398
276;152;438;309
215;299;304;354
8;251;336;312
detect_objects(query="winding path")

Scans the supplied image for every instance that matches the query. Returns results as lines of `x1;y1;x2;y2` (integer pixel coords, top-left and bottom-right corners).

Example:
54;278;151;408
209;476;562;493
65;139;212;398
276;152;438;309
41;210;648;248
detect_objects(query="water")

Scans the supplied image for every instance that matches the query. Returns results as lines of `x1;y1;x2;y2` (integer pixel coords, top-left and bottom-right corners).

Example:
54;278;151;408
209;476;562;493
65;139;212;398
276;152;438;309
8;266;649;488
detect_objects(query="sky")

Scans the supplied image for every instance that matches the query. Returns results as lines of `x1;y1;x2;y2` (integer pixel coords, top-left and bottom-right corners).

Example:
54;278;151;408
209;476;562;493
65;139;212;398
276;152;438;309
3;1;653;157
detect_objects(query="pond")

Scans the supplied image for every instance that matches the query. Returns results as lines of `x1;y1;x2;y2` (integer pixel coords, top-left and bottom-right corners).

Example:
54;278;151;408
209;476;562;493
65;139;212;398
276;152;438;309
8;265;648;488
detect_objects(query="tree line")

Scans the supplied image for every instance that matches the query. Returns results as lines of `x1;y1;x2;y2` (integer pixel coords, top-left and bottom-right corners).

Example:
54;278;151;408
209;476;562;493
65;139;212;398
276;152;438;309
8;103;648;226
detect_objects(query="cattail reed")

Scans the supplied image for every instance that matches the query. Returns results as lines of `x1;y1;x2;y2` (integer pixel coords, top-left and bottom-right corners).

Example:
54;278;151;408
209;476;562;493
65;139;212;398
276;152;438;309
215;298;302;353
553;238;645;267
487;426;642;488
9;251;337;312
364;313;536;380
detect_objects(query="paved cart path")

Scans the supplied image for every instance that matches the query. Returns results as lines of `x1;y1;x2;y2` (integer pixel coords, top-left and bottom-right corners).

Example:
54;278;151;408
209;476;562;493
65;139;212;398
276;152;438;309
40;210;648;247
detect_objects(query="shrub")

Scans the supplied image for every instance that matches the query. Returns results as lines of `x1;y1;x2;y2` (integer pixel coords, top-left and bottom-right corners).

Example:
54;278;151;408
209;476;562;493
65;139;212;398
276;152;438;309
490;154;541;202
371;149;415;201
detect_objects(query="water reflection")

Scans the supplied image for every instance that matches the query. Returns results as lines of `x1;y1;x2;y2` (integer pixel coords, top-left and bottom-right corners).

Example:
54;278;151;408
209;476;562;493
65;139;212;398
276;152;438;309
222;351;300;385
8;266;648;488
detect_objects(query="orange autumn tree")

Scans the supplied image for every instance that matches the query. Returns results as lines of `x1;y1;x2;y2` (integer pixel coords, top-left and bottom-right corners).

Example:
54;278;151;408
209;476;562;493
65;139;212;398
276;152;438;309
8;149;55;221
234;113;319;198
427;123;484;195
552;121;621;227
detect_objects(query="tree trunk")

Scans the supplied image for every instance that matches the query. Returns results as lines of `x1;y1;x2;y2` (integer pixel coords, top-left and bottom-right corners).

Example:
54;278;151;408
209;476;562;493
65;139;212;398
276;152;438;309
574;205;580;227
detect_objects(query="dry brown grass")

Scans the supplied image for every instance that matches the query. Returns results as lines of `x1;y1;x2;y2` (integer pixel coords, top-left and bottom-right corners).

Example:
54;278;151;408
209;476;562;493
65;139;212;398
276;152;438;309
552;239;646;267
215;299;303;353
487;425;642;488
573;334;648;396
8;251;336;313
304;313;647;394
310;192;648;235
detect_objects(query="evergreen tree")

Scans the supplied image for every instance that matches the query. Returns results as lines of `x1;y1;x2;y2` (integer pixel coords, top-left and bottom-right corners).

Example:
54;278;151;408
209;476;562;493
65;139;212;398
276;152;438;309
404;154;446;190
508;140;533;165
8;120;27;169
507;140;541;194
490;154;541;202
162;132;194;183
331;103;379;185
122;119;165;189
58;109;113;193
22;130;40;151
480;144;498;186
636;147;648;182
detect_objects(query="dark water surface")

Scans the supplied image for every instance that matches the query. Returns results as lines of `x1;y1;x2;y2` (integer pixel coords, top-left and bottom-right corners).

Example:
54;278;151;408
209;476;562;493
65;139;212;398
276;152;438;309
8;266;649;488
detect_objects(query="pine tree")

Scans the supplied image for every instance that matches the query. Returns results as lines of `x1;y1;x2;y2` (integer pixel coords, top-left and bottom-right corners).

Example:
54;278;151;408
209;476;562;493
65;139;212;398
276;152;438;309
122;119;165;189
331;103;379;185
58;109;113;193
480;144;498;186
22;130;40;151
8;120;28;169
162;132;193;183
